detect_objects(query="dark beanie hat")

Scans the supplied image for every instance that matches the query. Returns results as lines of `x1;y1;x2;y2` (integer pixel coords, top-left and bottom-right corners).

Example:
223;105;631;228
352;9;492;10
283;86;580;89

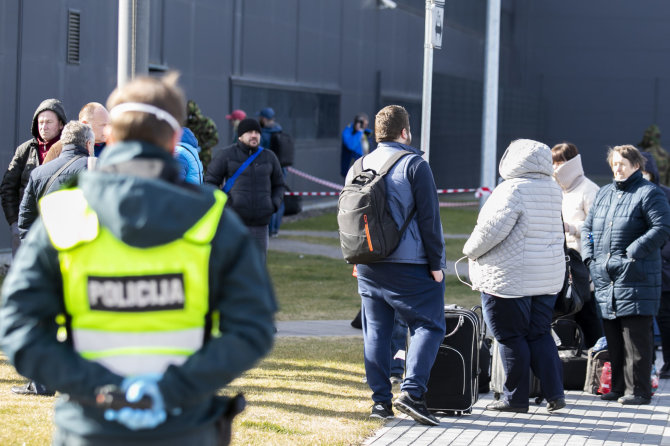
237;118;262;137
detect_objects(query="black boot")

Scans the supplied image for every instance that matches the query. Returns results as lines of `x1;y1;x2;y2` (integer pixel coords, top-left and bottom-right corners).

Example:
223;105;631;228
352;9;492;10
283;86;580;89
351;310;362;329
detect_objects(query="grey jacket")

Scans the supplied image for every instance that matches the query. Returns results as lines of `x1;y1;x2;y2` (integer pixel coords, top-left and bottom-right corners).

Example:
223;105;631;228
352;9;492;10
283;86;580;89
18;144;89;238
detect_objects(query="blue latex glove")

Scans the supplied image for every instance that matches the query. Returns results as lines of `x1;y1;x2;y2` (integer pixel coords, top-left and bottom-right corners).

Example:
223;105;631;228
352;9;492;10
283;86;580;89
104;373;167;430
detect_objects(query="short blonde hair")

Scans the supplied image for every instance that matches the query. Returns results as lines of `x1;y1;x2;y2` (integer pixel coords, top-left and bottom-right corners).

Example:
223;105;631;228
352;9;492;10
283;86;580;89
106;72;186;150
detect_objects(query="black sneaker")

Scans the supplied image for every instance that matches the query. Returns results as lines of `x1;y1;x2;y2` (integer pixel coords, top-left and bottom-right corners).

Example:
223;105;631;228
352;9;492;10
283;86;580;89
617;395;651;405
600;391;623;401
485;400;528;413
370;401;394;420
390;374;403;385
393;391;439;426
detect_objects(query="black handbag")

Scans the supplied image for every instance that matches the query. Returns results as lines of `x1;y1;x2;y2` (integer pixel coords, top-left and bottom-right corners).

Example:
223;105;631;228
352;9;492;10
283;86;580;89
283;185;302;216
554;230;589;318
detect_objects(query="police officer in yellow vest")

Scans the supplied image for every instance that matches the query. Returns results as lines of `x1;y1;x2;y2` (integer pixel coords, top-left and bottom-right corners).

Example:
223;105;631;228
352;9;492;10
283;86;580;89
0;74;277;445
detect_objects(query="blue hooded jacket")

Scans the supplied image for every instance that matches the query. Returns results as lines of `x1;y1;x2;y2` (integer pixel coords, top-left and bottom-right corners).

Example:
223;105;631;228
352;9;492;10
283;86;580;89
174;128;204;184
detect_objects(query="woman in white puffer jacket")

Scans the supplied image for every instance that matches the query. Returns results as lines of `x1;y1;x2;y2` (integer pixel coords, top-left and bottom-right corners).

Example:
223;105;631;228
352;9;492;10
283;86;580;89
463;139;565;414
552;142;603;347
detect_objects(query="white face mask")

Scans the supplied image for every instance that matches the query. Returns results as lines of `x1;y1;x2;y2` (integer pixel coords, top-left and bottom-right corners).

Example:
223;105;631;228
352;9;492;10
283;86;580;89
642;172;652;181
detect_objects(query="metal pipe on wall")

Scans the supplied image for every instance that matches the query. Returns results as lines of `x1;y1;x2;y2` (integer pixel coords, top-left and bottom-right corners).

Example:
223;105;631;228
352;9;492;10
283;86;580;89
117;0;150;87
479;0;501;205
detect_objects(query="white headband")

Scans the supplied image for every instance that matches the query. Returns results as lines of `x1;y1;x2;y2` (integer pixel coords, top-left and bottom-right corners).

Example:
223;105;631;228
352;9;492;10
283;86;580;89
109;102;181;133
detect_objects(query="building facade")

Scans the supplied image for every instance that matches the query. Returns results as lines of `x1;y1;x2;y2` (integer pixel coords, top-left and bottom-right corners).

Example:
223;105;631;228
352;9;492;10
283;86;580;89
1;0;669;249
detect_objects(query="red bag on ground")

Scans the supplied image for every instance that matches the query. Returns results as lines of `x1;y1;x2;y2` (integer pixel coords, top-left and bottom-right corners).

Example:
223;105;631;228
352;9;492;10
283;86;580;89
598;361;611;394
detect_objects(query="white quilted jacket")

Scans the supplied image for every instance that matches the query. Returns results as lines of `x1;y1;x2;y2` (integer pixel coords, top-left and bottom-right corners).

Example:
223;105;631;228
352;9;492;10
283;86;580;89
463;139;565;298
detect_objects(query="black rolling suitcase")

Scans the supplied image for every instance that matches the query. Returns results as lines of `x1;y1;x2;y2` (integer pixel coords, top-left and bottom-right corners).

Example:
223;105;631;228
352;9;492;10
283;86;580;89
553;318;588;390
424;305;483;415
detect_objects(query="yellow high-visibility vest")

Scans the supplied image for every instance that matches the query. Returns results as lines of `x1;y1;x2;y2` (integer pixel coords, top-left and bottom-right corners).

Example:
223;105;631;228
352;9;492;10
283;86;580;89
40;187;226;377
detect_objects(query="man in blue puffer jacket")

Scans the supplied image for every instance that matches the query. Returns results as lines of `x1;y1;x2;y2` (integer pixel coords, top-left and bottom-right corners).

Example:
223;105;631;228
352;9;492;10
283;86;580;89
174;127;203;184
582;145;670;405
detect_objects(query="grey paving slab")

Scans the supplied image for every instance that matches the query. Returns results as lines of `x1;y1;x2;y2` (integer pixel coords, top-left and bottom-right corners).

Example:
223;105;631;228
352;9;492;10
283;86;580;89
362;359;670;446
275;320;362;338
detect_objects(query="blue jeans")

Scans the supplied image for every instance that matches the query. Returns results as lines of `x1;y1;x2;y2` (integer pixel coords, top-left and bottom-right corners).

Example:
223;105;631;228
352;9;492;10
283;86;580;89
391;313;408;376
482;292;564;408
357;263;446;403
269;168;287;235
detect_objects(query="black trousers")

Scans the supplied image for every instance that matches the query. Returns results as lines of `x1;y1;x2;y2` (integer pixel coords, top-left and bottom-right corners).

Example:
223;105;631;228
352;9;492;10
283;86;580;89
574;292;603;348
656;291;670;365
602;315;653;399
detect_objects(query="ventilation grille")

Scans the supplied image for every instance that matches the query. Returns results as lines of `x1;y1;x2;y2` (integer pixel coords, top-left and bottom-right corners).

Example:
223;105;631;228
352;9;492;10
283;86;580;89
67;10;80;64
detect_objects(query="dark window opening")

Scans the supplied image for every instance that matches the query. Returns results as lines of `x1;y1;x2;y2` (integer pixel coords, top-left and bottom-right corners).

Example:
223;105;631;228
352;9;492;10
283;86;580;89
231;84;340;139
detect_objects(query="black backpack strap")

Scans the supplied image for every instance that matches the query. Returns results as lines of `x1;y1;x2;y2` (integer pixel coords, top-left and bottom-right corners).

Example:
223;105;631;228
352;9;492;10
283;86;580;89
398;207;416;236
42;154;86;197
380;150;417;235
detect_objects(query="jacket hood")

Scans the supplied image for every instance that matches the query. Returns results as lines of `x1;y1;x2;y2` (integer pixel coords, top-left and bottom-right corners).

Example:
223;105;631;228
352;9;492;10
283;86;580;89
180;127;199;148
640;151;661;185
82;140;215;247
499;139;553;180
553;154;586;191
31;99;67;140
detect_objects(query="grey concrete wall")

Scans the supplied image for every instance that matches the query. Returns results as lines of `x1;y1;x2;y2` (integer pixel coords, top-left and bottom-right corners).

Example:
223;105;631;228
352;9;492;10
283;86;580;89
516;0;670;176
5;0;670;251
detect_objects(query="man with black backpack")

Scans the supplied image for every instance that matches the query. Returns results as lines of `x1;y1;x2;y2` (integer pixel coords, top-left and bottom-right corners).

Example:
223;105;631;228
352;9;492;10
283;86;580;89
339;105;446;425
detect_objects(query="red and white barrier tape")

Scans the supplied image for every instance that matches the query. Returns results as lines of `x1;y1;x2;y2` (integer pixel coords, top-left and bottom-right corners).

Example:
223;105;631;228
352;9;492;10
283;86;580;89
285;187;492;197
287;167;343;191
285;166;492;198
285;191;340;196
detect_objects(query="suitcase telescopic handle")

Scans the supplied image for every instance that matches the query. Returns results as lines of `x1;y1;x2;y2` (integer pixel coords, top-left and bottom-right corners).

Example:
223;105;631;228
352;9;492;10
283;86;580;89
444;316;464;338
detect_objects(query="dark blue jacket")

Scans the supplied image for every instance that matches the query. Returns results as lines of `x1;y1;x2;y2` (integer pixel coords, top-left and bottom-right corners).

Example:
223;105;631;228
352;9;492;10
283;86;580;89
582;170;670;319
260;122;282;151
346;142;446;270
641;151;670;292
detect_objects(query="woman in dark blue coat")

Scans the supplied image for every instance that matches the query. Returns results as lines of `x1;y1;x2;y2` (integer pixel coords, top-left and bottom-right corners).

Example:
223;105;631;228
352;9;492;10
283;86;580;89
582;145;670;405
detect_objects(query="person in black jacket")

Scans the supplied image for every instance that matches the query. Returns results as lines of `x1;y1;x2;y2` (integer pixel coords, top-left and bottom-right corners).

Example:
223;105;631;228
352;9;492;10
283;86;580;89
204;118;284;262
640;151;670;379
18;121;94;240
0;98;67;255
